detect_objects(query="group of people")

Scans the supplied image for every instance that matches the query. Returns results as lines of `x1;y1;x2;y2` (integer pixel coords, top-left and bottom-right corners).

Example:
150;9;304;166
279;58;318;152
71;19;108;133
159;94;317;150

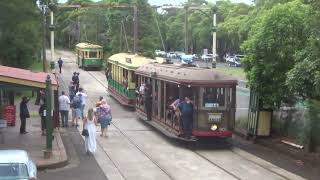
137;82;194;139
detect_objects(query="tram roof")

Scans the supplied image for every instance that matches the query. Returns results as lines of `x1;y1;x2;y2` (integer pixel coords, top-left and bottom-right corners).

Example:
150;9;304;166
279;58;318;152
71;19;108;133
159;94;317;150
76;43;102;49
135;63;238;86
0;65;58;90
108;53;152;70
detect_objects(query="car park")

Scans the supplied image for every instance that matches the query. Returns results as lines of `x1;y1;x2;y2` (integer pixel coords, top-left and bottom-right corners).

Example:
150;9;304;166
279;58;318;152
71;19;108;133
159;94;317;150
0;150;37;180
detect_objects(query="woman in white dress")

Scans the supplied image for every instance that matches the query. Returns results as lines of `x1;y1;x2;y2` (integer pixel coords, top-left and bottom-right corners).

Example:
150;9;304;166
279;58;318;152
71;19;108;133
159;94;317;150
84;108;97;154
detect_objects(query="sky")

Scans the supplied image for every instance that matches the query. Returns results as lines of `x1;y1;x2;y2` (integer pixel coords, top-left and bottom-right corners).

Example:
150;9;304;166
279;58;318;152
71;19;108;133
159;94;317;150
58;0;253;5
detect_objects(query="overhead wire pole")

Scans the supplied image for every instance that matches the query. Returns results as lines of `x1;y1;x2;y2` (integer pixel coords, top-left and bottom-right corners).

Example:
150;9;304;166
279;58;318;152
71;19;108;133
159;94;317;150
41;2;47;72
57;3;137;53
133;5;138;53
184;6;188;54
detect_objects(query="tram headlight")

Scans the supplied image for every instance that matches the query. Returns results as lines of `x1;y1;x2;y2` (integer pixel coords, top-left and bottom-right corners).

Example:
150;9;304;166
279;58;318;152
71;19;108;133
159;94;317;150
210;124;218;131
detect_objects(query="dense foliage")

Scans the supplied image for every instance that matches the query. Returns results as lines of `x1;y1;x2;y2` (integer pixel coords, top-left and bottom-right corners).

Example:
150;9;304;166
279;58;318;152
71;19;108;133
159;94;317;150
0;0;41;68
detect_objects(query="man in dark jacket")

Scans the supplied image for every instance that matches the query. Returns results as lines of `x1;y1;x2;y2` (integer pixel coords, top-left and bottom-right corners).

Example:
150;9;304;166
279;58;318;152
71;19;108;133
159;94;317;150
58;57;63;73
20;96;30;134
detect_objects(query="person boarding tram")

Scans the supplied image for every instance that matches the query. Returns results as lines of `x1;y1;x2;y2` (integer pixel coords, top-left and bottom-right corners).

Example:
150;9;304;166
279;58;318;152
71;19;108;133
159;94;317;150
178;96;194;139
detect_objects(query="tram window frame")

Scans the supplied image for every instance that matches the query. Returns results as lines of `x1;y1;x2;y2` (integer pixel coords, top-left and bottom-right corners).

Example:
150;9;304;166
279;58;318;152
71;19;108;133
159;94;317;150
89;51;97;58
200;87;226;109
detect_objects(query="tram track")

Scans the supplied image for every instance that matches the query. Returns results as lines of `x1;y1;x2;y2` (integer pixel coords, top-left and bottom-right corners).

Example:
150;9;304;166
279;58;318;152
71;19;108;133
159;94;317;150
56;50;303;180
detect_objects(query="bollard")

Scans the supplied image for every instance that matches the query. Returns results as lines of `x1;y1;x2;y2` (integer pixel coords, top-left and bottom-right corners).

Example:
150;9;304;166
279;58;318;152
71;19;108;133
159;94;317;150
50;61;55;70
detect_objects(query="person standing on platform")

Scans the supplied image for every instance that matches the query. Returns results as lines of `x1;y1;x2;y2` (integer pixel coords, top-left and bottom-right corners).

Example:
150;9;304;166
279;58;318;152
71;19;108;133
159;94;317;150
68;81;75;101
97;100;112;137
72;72;80;93
144;83;152;121
19;97;30;134
76;88;88;120
39;100;46;136
178;96;194;139
84;108;97;155
58;57;63;73
72;93;82;127
59;91;70;127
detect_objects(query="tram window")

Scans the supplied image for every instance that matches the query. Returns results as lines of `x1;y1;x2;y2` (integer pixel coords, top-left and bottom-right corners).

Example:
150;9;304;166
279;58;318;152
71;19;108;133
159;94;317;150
89;51;97;58
202;87;225;108
131;71;135;83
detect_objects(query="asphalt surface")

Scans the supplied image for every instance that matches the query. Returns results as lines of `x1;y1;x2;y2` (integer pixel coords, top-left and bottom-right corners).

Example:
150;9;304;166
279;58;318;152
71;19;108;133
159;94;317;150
38;127;107;180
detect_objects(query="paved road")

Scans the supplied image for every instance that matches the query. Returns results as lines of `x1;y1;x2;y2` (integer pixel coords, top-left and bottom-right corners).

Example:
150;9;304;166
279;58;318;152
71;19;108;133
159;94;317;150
38;127;107;180
48;50;305;180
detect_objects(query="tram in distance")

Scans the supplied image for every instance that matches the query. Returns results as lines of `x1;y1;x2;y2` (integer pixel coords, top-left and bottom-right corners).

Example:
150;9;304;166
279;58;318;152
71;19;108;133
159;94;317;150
107;53;152;107
76;43;103;70
135;63;237;140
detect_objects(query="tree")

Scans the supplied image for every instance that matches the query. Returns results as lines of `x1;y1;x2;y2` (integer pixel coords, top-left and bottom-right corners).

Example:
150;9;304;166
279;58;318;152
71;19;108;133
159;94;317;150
0;0;41;68
241;0;309;107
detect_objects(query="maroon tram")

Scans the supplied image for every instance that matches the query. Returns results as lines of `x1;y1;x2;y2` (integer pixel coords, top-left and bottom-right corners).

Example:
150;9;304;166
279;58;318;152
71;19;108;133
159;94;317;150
135;63;237;140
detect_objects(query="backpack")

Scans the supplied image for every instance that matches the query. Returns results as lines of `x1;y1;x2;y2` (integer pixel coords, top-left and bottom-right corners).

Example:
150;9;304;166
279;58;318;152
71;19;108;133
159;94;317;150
72;95;82;109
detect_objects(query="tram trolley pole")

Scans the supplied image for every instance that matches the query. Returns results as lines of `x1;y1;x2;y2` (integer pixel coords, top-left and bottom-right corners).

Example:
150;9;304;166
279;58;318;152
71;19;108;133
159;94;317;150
44;75;53;159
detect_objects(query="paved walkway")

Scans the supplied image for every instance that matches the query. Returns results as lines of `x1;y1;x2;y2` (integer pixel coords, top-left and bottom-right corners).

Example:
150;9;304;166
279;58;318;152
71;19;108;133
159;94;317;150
0;103;67;169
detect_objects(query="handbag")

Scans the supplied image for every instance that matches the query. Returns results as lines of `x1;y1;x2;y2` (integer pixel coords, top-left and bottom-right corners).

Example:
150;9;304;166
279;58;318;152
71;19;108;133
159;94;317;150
81;128;89;137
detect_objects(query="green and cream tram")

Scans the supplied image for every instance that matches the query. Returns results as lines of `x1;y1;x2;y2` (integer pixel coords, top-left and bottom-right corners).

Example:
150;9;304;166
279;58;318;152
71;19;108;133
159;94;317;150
107;53;151;107
76;43;103;70
135;63;237;139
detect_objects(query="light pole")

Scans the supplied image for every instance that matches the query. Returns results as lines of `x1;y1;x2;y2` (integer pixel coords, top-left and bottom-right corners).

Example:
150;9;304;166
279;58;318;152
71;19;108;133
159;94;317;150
38;0;47;72
212;4;218;68
48;2;56;68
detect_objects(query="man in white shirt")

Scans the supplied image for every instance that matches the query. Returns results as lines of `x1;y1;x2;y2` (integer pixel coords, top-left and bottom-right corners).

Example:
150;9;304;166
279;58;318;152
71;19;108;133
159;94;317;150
59;91;70;127
75;88;88;119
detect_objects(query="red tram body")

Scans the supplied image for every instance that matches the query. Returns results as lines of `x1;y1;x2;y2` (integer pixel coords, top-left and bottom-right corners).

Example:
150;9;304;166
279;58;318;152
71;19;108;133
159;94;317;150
134;63;237;140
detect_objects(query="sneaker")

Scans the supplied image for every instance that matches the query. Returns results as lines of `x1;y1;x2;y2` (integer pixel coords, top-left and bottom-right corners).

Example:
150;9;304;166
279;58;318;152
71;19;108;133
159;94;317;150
20;131;28;134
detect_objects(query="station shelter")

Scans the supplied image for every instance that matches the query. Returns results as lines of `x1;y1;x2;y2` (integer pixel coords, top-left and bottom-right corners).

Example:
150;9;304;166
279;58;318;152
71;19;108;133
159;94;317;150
0;65;59;128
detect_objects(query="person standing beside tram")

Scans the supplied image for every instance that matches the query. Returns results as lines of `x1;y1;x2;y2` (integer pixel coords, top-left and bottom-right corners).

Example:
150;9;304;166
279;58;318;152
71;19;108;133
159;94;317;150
178;96;194;139
144;83;152;121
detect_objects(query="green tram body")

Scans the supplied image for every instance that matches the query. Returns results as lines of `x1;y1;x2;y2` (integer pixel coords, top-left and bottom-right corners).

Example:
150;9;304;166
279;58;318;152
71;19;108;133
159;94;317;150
107;53;152;107
76;43;103;70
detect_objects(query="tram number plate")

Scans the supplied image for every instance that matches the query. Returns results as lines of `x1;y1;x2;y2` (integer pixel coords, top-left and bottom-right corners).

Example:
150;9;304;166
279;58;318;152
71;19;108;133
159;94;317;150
208;113;222;122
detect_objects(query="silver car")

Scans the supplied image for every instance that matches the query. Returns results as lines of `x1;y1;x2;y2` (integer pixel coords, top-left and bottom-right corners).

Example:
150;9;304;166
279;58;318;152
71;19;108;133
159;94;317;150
0;150;37;180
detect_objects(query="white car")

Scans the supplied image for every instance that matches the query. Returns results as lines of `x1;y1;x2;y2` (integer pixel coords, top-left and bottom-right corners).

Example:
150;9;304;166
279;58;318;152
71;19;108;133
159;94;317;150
201;54;214;61
0;150;37;180
166;52;176;59
155;50;166;57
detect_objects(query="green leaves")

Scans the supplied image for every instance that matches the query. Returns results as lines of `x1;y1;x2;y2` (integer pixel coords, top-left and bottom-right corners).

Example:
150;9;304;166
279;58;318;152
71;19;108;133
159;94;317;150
0;0;41;68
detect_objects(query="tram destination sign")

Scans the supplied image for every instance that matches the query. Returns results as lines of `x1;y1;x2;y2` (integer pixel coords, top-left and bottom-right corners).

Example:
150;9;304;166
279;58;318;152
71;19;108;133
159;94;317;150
208;113;222;122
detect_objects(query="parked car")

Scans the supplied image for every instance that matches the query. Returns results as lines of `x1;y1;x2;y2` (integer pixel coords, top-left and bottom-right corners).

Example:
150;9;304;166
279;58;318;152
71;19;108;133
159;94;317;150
175;51;185;59
201;54;213;62
0;150;37;180
229;57;242;67
192;54;199;61
155;50;166;57
181;55;193;64
166;52;176;59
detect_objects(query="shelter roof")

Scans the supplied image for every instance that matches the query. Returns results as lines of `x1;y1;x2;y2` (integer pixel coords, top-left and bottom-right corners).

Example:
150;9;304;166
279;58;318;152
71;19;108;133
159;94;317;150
108;53;152;70
0;65;58;89
135;63;238;86
76;43;102;49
